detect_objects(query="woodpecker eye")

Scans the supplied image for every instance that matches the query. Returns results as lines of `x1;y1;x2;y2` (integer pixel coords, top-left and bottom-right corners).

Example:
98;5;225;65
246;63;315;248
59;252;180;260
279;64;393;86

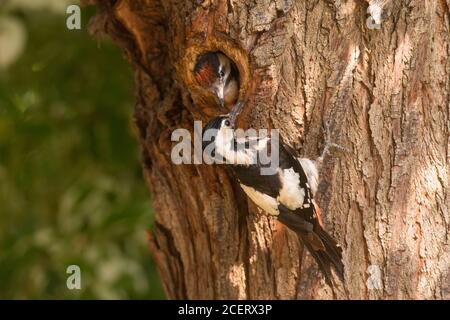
219;70;225;77
224;120;231;126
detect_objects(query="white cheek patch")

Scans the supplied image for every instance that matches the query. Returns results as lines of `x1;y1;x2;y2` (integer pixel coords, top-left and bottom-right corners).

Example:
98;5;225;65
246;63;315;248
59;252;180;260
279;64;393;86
213;81;225;100
216;134;269;166
216;143;254;166
255;137;270;151
215;129;240;164
240;184;279;216
232;150;254;165
277;168;305;210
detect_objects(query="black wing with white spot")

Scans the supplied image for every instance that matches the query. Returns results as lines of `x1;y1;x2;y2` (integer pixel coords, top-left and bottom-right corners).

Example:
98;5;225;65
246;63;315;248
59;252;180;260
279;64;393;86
278;140;344;284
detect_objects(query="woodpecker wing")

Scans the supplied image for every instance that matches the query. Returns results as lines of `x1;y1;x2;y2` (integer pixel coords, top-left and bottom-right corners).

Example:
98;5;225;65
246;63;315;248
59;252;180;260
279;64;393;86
232;135;280;199
231;135;344;284
278;140;344;284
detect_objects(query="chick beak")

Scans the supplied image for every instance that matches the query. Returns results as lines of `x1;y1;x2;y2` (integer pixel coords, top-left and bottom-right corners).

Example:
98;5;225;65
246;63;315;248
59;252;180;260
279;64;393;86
219;97;225;109
229;101;244;127
217;85;225;110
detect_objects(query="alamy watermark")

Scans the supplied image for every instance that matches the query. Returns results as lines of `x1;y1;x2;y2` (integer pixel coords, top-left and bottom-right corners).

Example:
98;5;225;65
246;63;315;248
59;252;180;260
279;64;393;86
367;265;383;290
66;5;81;30
366;2;392;30
366;4;382;30
66;265;81;290
171;121;280;175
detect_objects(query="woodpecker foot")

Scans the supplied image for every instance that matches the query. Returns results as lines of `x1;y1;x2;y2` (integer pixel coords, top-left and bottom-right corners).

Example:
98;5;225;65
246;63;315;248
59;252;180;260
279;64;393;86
317;121;350;163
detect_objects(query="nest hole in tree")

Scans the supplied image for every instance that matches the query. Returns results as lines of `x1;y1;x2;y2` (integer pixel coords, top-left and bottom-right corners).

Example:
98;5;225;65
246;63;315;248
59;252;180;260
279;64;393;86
178;40;250;118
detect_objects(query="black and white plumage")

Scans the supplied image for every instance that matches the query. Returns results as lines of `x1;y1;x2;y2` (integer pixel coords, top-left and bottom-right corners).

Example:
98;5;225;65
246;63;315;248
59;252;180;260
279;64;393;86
202;102;344;285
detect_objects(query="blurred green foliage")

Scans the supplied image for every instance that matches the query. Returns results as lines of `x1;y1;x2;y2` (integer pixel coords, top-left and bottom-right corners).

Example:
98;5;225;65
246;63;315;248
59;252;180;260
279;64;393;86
0;5;164;299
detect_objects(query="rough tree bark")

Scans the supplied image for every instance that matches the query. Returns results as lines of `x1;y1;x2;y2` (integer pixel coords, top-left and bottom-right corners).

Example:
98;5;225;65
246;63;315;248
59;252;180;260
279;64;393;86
85;0;449;299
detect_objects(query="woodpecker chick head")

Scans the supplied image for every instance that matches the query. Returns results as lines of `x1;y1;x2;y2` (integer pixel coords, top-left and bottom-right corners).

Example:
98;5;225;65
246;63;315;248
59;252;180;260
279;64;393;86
194;52;239;109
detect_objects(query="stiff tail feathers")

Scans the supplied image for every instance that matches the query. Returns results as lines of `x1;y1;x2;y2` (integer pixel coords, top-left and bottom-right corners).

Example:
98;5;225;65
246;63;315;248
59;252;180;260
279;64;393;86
277;204;344;286
300;227;344;286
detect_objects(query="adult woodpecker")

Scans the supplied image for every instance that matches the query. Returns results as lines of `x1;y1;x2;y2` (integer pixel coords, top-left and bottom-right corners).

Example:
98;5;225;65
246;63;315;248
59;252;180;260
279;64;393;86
202;101;344;285
194;52;240;109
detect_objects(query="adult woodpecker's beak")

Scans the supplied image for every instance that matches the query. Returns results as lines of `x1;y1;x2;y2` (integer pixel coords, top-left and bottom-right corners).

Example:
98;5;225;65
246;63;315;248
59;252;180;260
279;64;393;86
229;101;244;126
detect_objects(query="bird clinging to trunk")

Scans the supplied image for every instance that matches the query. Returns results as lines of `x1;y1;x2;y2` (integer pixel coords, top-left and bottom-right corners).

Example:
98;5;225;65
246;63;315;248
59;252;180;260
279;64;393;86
201;101;345;286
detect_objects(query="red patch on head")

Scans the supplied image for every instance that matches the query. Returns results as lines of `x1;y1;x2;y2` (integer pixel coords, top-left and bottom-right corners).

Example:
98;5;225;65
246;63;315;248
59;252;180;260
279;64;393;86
195;63;215;87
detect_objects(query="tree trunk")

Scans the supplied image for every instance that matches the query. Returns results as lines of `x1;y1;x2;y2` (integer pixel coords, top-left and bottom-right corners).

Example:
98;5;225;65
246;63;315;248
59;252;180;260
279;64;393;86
86;0;449;299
